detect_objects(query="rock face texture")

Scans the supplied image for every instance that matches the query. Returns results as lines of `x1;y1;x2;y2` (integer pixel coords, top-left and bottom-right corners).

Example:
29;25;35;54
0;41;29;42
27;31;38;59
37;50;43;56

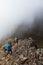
0;38;43;65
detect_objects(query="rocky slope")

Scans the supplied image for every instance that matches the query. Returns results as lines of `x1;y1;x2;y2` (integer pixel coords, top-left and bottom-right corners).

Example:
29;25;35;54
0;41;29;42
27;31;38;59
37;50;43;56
0;38;43;65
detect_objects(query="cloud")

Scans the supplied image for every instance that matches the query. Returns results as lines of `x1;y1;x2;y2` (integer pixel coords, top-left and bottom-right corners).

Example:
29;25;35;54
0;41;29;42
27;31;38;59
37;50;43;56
0;0;43;40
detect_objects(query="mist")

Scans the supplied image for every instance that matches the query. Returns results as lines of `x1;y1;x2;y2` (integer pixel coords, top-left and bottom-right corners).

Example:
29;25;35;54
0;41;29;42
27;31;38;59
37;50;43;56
0;0;43;40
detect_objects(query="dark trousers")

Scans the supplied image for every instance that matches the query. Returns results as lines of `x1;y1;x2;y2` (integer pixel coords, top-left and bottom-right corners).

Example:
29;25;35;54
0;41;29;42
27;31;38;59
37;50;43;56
6;49;12;55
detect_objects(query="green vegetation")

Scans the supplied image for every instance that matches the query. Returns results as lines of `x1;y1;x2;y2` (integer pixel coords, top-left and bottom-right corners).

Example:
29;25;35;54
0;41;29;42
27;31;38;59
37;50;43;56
36;39;43;48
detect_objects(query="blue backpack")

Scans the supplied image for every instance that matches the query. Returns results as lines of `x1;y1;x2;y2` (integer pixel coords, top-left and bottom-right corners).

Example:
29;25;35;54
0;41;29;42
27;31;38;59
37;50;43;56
5;42;11;51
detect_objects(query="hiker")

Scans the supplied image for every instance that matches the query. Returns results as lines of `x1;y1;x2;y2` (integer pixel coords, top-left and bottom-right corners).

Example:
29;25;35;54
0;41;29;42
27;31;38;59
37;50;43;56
14;36;19;43
5;42;12;55
14;36;19;48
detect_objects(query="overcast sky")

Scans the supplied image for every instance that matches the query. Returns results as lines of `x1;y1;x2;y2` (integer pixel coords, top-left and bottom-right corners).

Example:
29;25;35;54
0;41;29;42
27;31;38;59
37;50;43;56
0;0;43;40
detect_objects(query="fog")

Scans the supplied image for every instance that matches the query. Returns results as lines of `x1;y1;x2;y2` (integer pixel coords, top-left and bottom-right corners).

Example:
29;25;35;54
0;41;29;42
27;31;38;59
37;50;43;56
0;0;43;40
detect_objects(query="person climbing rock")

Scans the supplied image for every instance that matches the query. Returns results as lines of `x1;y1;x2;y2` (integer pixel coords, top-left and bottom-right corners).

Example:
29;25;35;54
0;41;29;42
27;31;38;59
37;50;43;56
5;42;12;55
14;36;19;48
14;36;19;43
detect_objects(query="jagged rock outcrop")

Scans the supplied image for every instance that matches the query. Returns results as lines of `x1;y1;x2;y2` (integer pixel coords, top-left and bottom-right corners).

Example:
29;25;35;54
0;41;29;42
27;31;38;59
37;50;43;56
0;38;43;65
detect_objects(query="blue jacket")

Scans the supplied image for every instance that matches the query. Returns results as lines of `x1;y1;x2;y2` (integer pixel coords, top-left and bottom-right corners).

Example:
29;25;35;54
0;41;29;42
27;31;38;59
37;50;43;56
5;42;11;51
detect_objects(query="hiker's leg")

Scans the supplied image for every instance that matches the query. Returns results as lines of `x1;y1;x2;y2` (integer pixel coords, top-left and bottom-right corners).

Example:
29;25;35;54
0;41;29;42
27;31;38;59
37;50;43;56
6;50;11;55
17;40;18;48
10;49;12;54
11;49;12;53
17;40;18;43
5;50;9;56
